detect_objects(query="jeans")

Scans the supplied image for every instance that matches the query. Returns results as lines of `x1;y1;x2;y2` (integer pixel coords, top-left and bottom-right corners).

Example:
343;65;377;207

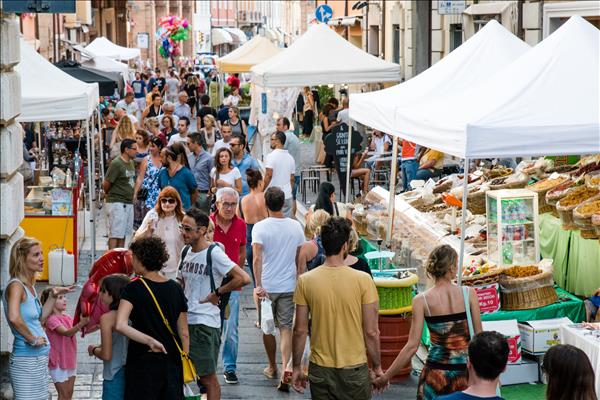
102;367;125;400
222;290;240;373
401;159;418;191
416;168;440;181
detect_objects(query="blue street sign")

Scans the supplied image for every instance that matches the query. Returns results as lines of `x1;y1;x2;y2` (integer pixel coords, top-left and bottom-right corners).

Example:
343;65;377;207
2;0;76;13
315;4;333;24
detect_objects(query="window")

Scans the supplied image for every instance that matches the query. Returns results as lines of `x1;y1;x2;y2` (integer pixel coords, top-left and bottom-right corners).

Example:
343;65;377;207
449;23;463;52
474;15;500;33
369;26;379;56
392;24;400;63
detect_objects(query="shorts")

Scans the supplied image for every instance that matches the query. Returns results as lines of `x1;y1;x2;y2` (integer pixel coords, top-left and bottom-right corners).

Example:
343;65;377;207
102;367;125;400
308;362;371;400
107;202;134;239
49;367;76;383
292;175;300;200
268;292;295;329
282;197;294;219
189;324;221;376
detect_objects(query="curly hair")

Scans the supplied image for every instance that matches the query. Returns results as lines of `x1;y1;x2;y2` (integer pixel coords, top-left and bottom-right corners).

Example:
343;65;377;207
309;209;331;238
129;237;169;272
426;245;458;280
115;115;135;141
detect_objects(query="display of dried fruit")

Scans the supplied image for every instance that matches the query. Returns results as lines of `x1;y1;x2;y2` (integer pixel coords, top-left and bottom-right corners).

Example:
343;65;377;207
529;176;568;191
571;161;600;177
575;200;600;216
489;177;508;186
557;187;599;208
546;180;575;201
503;265;541;278
545;164;577;174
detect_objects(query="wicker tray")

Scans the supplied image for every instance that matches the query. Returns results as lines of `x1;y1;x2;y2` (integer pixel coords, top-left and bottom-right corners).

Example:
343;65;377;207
501;286;558;310
467;190;487;215
489;175;529;191
461;268;504;287
528;176;570;214
556;189;600;230
546;180;576;207
484;167;513;180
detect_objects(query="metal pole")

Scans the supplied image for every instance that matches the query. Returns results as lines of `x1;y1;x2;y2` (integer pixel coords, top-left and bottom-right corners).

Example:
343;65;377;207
97;107;105;183
84;120;96;262
219;71;225;104
457;157;470;285
345;122;353;203
386;137;399;243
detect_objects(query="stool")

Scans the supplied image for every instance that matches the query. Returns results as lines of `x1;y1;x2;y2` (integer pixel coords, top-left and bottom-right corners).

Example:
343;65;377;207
300;169;321;203
309;165;332;182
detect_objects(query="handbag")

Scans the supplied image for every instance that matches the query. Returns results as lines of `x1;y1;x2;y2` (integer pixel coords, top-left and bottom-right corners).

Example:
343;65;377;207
139;277;198;384
137;166;161;201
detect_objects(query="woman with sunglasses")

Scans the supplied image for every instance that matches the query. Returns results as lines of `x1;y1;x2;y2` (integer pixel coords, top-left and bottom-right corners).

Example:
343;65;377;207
134;136;164;216
210;147;242;195
134;187;185;280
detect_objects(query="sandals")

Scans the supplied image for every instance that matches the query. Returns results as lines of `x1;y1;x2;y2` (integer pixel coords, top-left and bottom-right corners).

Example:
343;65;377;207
263;367;278;379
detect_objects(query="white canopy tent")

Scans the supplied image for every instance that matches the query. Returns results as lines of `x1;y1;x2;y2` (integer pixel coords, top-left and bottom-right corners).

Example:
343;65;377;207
251;23;401;87
392;15;600;159
217;36;281;73
349;20;530;136
16;38;101;262
17;38;99;122
82;55;130;83
85;37;141;61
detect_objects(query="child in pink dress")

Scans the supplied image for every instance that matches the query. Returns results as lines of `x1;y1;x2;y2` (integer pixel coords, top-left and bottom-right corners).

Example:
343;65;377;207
42;289;89;400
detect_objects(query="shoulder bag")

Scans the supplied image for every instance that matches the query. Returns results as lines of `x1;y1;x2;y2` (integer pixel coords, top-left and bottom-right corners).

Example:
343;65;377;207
139;277;198;384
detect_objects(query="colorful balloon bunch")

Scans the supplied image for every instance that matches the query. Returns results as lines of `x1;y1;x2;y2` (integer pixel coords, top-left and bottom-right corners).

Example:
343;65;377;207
155;15;190;59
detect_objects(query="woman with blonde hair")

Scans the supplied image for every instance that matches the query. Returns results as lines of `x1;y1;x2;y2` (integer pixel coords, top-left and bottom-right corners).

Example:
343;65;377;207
110;115;136;160
134;187;185;280
3;237;74;400
374;244;483;399
226;106;247;138
298;209;331;273
200;114;219;153
144;117;166;147
345;228;372;276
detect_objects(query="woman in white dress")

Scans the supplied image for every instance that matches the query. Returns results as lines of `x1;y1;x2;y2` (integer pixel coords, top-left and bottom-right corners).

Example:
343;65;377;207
210;147;242;195
133;186;185;280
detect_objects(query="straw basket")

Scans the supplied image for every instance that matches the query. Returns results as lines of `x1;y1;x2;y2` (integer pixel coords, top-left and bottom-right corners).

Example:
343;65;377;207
556;188;600;230
489;175;529;191
528;176;569;214
375;274;418;315
461;268;504;287
467;190;487;215
574;200;600;239
499;266;557;310
484;168;513;180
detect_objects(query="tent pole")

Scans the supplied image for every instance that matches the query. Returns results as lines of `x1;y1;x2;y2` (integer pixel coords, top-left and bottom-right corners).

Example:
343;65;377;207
386;138;399;243
457;158;470;286
85;119;96;263
219;72;225;104
97;107;105;184
345;122;353;204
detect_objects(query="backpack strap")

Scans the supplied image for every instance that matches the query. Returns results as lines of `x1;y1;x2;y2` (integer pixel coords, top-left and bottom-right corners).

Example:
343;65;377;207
178;245;191;271
206;244;217;293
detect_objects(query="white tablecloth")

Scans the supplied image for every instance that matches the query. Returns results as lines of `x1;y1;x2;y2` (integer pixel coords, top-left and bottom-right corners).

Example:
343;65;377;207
560;324;600;396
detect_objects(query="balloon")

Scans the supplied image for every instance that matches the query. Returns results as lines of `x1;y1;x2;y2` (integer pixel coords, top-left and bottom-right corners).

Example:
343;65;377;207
73;249;133;336
182;19;189;28
159;46;167;58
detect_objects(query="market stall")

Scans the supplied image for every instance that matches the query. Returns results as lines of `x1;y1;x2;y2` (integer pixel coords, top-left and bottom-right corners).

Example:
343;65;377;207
55;60;119;96
16;38;100;280
84;36;141;61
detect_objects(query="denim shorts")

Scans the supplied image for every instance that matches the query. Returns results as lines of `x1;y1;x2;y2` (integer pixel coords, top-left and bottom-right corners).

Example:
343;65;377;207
102;367;125;400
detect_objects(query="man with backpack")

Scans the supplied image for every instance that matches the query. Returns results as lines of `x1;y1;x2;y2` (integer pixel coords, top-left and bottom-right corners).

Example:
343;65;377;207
178;208;250;400
210;188;248;385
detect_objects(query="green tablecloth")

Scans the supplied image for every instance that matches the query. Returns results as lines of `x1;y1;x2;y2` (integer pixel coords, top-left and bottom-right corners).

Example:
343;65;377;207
421;287;586;346
539;213;600;297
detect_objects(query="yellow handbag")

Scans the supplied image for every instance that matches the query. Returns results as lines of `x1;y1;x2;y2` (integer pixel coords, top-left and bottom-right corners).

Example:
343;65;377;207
139;278;198;384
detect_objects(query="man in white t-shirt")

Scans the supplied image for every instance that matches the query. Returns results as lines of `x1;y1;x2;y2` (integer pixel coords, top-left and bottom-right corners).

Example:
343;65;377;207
212;123;233;156
252;187;305;391
179;208;250;400
115;92;139;118
263;131;296;218
167;117;191;146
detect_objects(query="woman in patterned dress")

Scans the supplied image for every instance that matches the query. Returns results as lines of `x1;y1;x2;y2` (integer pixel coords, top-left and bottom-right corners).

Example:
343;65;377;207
133;136;164;218
374;245;483;399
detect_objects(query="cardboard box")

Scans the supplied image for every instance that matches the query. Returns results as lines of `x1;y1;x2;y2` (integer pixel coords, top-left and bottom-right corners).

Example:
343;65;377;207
518;317;572;354
473;283;501;314
482;320;522;364
499;358;539;385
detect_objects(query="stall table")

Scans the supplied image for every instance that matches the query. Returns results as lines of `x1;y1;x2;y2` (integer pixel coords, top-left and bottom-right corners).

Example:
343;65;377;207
560;324;600;396
540;213;600;296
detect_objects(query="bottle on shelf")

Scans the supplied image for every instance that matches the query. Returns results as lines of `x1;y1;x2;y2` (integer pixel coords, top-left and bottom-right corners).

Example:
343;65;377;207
66;169;72;188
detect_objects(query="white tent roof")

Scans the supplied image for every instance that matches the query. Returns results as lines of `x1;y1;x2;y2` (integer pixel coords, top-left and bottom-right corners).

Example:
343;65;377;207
82;55;129;81
251;23;401;87
217;36;281;73
16;39;99;122
349;20;530;135
392;16;600;158
85;37;141;61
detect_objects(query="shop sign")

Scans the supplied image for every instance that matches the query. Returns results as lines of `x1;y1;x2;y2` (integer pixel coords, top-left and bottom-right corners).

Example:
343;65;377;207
324;123;362;195
137;33;149;49
438;0;466;15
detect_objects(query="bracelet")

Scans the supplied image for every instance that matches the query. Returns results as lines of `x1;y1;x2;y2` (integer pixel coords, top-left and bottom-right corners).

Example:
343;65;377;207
92;346;100;357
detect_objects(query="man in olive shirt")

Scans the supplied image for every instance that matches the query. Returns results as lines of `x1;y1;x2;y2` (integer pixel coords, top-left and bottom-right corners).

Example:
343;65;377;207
103;139;137;249
292;217;382;399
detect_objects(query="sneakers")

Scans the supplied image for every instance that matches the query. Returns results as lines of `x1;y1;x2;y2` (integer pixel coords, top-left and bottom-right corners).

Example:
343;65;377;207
224;370;239;384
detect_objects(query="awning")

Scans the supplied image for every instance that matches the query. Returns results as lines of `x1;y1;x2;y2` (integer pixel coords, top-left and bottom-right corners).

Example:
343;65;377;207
224;27;248;44
327;16;361;26
212;28;233;46
463;2;511;15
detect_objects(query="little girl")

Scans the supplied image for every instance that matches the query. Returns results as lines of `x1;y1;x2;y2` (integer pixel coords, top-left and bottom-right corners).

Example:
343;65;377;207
41;289;89;400
88;274;130;400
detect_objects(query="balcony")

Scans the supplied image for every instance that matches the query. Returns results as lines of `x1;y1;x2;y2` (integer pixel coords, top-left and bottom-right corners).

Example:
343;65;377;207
238;10;261;25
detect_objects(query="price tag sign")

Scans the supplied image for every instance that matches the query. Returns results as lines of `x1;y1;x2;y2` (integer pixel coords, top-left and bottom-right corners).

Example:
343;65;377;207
473;283;501;314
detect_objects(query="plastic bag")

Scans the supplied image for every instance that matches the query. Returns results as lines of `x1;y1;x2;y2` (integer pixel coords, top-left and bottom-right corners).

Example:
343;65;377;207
183;383;200;400
261;298;276;336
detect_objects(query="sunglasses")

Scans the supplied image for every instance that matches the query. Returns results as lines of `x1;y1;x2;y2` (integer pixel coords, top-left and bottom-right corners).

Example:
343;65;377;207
160;198;176;204
179;224;199;233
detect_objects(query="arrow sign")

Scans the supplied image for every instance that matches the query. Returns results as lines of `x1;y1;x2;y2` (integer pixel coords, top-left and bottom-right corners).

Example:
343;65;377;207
315;4;333;24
